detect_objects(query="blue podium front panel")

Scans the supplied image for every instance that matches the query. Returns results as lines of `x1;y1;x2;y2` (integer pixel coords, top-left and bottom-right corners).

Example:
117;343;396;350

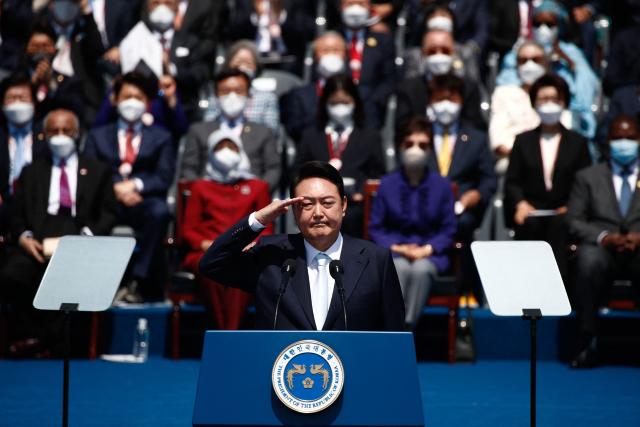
193;331;424;427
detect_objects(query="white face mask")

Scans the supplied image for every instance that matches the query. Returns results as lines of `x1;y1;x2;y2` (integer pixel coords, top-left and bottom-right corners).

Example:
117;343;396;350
342;5;370;28
533;24;558;48
536;102;563;125
427;16;453;33
212;147;241;173
218;93;248;119
424;53;453;76
118;98;147;123
327;103;354;127
149;4;176;32
401;145;428;169
48;135;76;159
3;102;35;126
317;54;345;78
52;0;80;26
431;100;461;125
517;60;546;85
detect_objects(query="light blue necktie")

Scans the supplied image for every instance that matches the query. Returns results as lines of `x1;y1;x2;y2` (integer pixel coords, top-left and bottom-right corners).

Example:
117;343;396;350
619;168;632;217
312;253;330;330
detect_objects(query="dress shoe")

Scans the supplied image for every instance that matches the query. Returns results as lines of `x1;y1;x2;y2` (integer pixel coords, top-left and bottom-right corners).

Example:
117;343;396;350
570;346;598;369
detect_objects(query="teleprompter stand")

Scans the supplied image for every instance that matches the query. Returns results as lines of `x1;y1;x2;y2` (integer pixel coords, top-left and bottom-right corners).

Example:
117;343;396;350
33;236;135;427
471;241;571;427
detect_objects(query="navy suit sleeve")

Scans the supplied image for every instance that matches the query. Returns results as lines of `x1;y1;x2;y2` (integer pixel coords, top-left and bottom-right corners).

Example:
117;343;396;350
83;131;99;159
473;131;498;204
199;215;263;292
132;130;176;196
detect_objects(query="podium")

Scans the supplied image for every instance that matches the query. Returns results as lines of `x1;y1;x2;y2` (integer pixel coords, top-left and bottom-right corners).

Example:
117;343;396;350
193;331;425;427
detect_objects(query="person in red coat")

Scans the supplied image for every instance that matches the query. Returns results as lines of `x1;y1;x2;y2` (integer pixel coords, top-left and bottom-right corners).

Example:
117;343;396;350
181;129;273;329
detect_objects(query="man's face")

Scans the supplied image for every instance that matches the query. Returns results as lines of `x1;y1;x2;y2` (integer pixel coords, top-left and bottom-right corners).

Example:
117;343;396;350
26;33;56;56
115;82;150;105
293;178;347;250
3;85;33;107
314;35;347;61
609;117;639;142
422;30;455;56
44;110;78;139
147;0;178;13
341;0;370;10
216;76;250;97
430;88;463;104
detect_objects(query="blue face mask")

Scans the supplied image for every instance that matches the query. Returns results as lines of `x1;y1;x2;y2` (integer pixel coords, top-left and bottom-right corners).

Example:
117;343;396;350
610;139;640;166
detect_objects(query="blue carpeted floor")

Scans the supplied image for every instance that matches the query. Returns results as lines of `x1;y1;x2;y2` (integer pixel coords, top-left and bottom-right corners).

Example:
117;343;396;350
1;358;639;426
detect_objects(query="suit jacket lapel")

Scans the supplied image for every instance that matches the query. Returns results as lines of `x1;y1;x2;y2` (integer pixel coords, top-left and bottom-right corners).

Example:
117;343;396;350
529;129;547;192
75;156;87;214
448;128;468;178
288;235;317;329
323;236;367;330
599;164;623;221
551;129;570;189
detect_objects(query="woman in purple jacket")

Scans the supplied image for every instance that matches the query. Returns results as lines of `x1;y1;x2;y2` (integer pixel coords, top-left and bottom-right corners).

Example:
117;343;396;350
369;117;457;328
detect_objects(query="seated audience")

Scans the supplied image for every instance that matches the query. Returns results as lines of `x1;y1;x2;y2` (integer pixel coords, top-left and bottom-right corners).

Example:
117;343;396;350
369;117;457;329
37;0;107;124
181;130;273;330
0;107;116;356
202;40;280;134
294;74;385;237
338;0;396;129
495;0;599;139
181;69;281;191
396;29;486;133
504;74;591;280
488;0;536;61
566;115;640;368
597;84;640;146
281;31;348;144
84;72;175;301
489;42;572;174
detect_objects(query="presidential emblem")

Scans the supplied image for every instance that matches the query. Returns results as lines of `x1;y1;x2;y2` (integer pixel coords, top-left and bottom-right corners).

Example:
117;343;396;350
272;340;345;414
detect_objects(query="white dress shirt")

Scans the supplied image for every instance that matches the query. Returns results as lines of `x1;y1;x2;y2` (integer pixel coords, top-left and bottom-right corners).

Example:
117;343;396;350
611;162;639;202
539;132;561;191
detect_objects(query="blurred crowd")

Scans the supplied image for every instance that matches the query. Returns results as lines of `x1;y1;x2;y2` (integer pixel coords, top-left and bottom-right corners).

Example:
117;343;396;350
1;0;640;366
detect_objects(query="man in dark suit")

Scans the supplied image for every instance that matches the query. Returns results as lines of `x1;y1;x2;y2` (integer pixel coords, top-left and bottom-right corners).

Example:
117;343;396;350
281;31;348;144
199;161;405;331
0;72;49;227
0;108;116;354
84;72;175;301
597;84;640;145
567;115;640;368
181;69;281;191
339;0;396;129
37;0;106;124
395;30;485;133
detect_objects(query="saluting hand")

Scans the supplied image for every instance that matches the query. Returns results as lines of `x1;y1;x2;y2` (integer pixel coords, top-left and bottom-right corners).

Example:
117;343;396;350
254;197;305;226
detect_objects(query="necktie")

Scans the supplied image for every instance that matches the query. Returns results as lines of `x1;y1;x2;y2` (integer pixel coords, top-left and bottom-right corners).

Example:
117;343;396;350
349;32;362;83
59;158;72;214
438;128;452;176
619;168;632;217
312;253;331;330
124;126;137;165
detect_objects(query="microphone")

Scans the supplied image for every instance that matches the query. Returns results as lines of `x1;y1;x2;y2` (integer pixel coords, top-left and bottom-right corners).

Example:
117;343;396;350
329;260;348;331
273;259;296;330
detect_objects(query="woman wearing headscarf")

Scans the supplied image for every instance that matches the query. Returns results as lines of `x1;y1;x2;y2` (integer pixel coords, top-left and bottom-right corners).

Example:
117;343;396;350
181;129;273;329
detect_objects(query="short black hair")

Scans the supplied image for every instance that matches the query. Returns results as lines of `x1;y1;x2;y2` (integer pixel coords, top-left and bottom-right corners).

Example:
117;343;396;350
112;71;157;101
28;18;57;44
291;161;346;200
428;73;464;98
529;73;570;106
0;71;36;104
317;74;364;128
213;68;251;93
397;116;433;147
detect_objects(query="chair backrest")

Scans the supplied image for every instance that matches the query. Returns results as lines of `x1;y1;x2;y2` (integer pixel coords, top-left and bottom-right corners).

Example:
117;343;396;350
174;180;195;248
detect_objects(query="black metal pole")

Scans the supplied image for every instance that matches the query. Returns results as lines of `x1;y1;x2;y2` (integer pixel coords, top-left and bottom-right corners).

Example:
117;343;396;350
63;310;70;427
530;316;537;427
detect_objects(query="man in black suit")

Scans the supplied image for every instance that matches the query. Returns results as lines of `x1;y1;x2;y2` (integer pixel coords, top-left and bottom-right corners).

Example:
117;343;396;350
281;31;348;144
0;108;116;354
597;84;640;146
567;115;640;368
199;161;405;331
339;0;396;129
84;72;175;301
395;29;485;133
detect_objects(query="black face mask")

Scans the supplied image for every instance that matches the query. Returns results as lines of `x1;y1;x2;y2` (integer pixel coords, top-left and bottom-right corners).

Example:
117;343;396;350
29;52;56;68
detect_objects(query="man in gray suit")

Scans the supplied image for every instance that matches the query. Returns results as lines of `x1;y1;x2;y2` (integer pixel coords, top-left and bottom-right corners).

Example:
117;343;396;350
567;115;640;368
180;68;281;191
